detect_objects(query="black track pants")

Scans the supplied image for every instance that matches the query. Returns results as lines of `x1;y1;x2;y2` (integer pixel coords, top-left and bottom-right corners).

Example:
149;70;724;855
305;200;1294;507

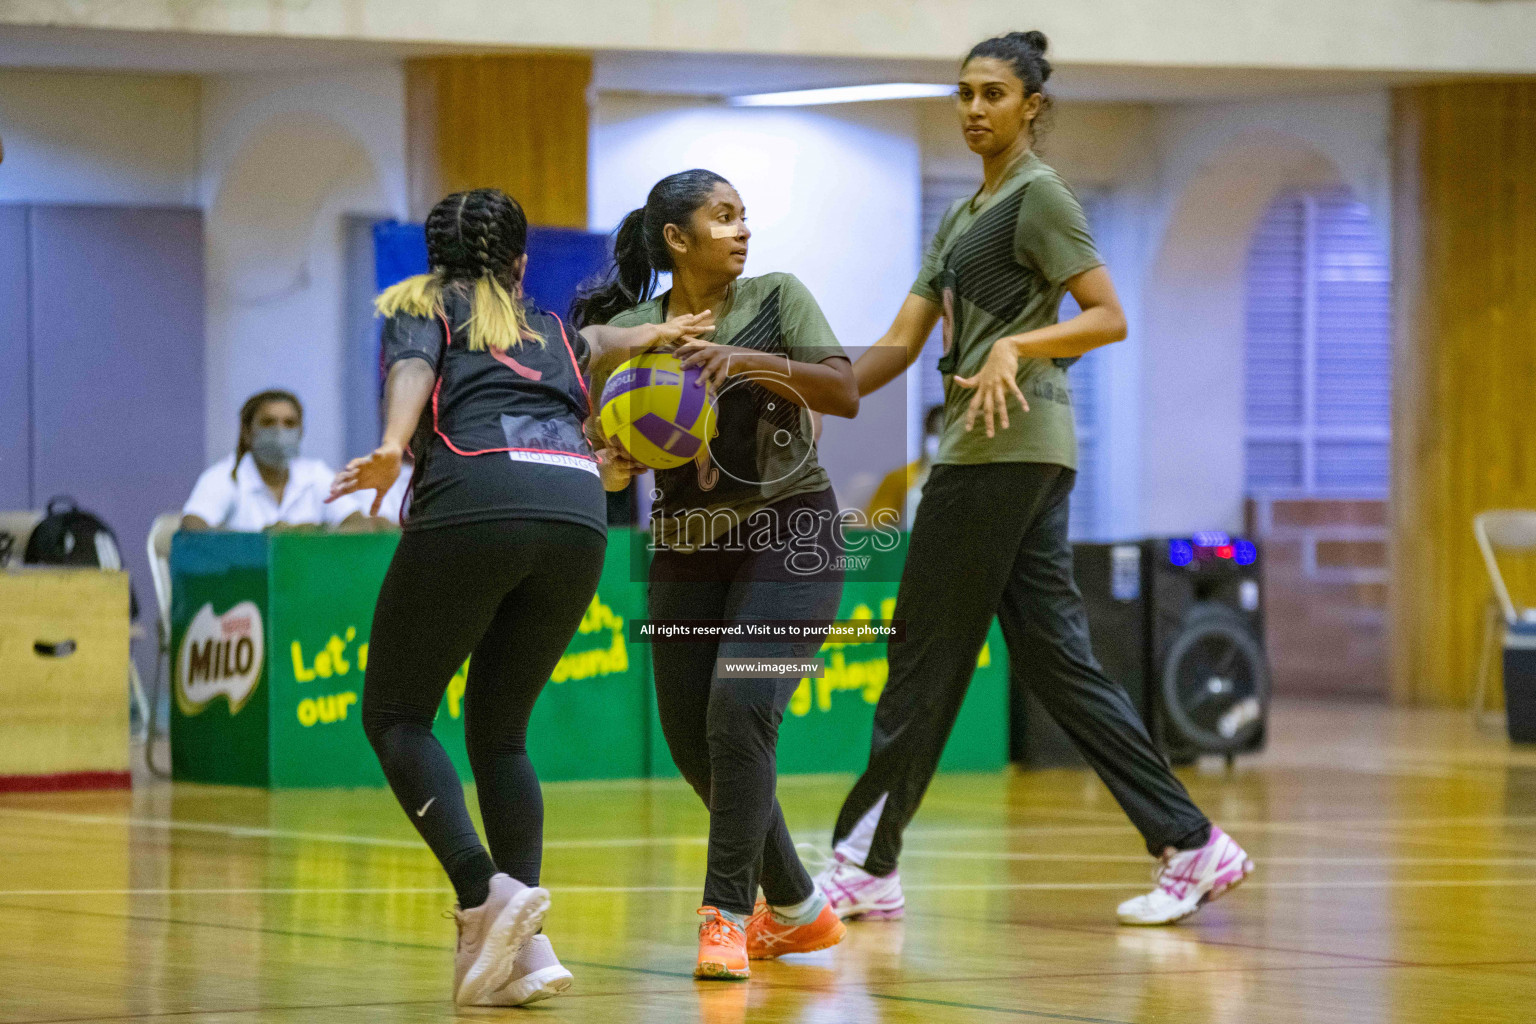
832;463;1210;875
650;489;844;916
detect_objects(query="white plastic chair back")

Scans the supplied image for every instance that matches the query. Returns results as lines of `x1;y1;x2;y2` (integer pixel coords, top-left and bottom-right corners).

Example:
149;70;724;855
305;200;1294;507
146;512;181;643
1474;510;1536;625
0;510;43;568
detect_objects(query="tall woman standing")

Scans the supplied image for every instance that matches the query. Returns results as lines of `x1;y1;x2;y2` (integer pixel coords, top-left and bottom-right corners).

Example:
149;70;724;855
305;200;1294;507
574;169;857;979
819;32;1253;927
330;188;709;1005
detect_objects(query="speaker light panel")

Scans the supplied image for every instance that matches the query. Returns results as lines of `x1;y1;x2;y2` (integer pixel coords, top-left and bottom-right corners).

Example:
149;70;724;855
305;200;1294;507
1168;535;1259;568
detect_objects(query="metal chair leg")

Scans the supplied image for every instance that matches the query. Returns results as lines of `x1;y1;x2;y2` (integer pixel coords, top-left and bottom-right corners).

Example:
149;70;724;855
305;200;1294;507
129;659;150;743
1473;601;1502;731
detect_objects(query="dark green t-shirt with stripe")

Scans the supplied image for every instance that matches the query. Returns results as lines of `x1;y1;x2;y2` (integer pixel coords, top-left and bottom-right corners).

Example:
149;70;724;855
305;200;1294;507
608;272;846;551
913;152;1103;469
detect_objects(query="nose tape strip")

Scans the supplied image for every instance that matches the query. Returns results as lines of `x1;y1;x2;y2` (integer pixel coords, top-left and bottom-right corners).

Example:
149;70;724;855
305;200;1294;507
710;225;741;239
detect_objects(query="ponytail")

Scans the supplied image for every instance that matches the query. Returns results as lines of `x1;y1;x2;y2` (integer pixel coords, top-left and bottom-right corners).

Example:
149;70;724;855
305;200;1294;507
569;168;731;328
570;207;656;327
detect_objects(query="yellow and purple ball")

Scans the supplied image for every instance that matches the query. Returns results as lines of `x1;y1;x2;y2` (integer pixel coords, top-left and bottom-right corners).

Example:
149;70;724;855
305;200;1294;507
599;352;718;470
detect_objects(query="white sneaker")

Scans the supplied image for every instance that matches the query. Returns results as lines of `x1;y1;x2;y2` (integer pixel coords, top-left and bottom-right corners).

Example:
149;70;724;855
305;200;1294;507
814;852;904;920
1117;826;1253;926
490;934;573;1005
451;874;551;1005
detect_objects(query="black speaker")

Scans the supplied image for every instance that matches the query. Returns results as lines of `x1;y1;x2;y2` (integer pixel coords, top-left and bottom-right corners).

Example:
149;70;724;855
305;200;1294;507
1011;535;1270;768
1145;536;1269;762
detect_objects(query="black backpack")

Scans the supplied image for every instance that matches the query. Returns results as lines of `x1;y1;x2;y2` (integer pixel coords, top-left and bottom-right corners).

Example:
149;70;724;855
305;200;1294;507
24;496;140;620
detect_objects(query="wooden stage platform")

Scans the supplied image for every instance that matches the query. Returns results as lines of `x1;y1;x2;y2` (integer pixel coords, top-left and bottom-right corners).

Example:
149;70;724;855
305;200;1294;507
3;701;1535;1023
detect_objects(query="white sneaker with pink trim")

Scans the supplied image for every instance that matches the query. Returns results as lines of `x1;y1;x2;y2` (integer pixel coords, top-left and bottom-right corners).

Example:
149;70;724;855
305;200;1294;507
814;853;905;921
1116;826;1254;926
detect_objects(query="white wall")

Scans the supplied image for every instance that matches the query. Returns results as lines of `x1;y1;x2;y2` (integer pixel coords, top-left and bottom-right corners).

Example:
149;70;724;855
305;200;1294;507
1136;91;1391;535
0;65;408;475
0;62;1396;536
0;68;199;205
915;92;1391;538
199;65;407;468
591;94;921;512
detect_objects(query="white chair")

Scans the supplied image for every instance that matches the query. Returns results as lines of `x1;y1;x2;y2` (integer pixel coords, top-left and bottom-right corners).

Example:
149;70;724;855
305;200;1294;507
142;513;181;773
1472;510;1536;727
0;510;43;568
147;513;180;653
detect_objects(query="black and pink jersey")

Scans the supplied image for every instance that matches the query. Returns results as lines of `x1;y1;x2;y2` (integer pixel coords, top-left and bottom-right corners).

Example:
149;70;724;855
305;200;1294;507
381;288;606;535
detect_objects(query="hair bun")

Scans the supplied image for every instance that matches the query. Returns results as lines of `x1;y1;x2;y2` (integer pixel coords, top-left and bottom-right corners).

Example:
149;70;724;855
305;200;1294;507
963;30;1054;108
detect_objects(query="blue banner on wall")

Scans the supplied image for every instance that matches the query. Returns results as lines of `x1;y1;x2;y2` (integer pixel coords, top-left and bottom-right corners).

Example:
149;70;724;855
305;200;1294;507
371;220;610;323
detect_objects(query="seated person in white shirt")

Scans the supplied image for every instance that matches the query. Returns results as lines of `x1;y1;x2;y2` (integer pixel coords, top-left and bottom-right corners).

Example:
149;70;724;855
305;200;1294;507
181;389;371;531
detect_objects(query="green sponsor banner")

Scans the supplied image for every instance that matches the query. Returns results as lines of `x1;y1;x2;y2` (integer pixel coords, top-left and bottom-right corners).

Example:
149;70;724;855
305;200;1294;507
265;534;399;788
644;533;1009;778
171;529;1007;788
171;531;649;788
169;532;271;786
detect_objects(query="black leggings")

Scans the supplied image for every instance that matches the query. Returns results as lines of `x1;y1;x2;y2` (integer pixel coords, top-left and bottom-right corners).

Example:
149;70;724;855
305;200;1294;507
649;489;844;916
362;518;605;905
833;463;1210;875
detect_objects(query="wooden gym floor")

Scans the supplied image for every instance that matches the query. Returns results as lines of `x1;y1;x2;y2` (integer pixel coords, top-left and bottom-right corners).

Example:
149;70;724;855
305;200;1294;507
3;701;1535;1023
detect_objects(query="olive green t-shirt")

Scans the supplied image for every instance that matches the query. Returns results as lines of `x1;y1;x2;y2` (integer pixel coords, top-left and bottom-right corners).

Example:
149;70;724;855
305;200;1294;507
607;272;846;551
912;152;1103;469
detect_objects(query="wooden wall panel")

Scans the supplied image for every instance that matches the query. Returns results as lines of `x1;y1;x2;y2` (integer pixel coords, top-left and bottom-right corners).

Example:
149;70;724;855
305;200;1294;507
1389;83;1536;706
405;55;591;227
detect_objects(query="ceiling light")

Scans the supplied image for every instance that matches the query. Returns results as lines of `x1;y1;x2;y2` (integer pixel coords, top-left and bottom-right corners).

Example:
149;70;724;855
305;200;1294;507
727;83;956;107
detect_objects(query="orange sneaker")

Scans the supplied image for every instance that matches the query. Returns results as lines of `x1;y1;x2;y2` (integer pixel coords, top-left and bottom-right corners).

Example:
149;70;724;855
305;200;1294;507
695;906;750;981
746;900;847;960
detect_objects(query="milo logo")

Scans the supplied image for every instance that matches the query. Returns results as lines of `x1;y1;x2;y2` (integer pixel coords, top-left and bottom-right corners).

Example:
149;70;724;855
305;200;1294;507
176;601;265;716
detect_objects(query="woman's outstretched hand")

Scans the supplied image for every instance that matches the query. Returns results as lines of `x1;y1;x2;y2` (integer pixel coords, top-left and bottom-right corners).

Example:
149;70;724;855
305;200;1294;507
328;442;403;515
652;311;715;352
953;339;1029;438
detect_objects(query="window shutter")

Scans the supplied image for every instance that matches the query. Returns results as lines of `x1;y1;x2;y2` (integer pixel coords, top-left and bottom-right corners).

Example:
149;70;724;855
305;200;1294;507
1245;195;1307;434
1244;189;1390;495
1313;193;1390;491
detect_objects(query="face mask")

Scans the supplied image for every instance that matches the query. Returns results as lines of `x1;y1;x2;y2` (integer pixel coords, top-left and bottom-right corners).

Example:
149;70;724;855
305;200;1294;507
250;426;302;469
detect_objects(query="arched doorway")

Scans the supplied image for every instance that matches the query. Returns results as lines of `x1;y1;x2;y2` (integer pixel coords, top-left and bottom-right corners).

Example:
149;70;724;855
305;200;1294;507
1141;128;1390;698
206;112;388;469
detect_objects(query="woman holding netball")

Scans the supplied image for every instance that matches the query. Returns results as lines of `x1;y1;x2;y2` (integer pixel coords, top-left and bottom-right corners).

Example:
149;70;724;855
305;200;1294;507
329;187;709;1006
820;31;1253;927
573;169;857;979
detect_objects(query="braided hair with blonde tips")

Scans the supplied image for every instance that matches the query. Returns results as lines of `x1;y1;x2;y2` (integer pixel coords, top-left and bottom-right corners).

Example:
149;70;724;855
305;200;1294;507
375;188;542;350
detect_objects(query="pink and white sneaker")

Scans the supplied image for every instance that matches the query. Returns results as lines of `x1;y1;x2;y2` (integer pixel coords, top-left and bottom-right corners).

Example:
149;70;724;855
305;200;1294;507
814;853;904;921
1117;826;1253;926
